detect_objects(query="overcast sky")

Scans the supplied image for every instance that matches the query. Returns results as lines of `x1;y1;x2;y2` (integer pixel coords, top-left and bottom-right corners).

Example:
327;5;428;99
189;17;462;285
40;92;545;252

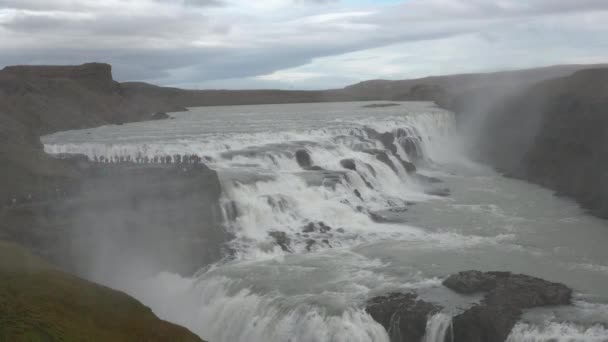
1;0;607;89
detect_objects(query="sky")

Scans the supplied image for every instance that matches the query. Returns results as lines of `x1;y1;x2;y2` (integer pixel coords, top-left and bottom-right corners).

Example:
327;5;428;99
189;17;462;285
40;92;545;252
1;0;608;89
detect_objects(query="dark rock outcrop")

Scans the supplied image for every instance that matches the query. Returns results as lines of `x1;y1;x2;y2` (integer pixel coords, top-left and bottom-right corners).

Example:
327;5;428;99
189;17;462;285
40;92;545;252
296;149;313;169
151;111;171;120
366;271;573;342
366;292;439;342
362;149;399;174
1;162;228;277
340;158;357;171
363;103;401;108
269;231;292;252
425;188;451;197
444;271;572;342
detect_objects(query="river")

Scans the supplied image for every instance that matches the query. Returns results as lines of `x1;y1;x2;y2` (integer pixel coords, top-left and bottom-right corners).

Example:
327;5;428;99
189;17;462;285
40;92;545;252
42;101;608;341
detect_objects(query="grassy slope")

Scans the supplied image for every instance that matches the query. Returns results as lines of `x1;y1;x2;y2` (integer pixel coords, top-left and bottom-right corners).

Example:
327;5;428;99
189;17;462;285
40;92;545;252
0;241;204;342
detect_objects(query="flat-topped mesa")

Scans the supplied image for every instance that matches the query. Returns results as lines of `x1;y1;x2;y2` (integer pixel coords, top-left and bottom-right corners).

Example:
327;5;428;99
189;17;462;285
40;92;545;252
1;63;117;93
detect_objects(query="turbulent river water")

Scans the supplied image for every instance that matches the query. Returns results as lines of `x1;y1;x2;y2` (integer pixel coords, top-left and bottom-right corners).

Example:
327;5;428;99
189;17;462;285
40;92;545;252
43;102;608;341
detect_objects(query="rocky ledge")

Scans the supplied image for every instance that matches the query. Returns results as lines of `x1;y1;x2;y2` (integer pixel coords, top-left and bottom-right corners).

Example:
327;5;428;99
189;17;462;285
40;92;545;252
366;270;572;342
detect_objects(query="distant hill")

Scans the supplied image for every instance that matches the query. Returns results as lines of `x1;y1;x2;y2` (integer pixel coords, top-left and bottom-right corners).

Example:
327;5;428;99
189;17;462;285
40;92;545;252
341;64;608;101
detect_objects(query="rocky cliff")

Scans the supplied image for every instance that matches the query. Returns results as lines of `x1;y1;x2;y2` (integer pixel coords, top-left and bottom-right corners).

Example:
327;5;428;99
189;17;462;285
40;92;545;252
474;69;608;218
0;63;226;341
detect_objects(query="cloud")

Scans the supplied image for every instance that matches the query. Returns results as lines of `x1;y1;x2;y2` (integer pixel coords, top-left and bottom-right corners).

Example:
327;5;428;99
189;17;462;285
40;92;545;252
1;0;608;88
295;0;339;4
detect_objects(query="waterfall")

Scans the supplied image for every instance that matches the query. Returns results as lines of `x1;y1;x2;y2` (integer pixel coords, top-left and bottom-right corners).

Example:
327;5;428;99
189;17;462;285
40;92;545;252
43;105;460;260
39;102;608;342
423;313;453;342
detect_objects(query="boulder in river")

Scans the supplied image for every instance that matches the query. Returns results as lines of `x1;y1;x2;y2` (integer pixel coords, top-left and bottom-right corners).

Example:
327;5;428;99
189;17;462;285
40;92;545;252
269;231;292;252
150;111;170;120
366;292;440;342
295;149;313;169
340;158;357;171
444;271;572;342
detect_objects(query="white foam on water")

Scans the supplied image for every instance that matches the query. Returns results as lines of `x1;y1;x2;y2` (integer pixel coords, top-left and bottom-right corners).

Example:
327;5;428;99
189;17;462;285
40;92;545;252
507;322;608;342
117;250;408;342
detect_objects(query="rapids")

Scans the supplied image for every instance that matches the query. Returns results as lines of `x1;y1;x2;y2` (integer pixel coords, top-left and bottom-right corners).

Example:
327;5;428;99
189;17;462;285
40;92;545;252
43;102;608;342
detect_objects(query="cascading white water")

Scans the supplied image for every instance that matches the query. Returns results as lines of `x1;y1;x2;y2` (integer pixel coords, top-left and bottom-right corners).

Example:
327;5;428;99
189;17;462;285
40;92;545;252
41;102;608;342
423;313;453;342
44;102;460;260
507;322;608;342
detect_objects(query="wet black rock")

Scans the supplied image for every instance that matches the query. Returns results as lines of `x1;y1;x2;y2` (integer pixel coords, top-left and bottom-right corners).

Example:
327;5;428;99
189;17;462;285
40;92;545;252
400;159;417;174
425;188;451;197
364;128;399;155
303;222;316;233
302;222;332;234
305;239;316;251
340;158;357;171
150;111;170;120
295;149;313;169
269;231;292;252
362;150;399;174
366;292;440;342
362;103;401;108
414;174;443;184
319;222;331;233
369;212;390;223
364;163;377;177
444;271;572;342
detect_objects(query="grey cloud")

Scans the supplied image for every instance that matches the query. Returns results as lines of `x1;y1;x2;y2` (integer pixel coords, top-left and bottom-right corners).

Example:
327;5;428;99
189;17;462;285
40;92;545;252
0;0;223;11
2;0;608;88
0;0;94;11
154;0;225;7
294;0;339;4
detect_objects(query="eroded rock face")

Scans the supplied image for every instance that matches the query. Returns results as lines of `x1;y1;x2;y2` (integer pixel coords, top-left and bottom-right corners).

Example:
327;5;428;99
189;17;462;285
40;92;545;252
444;271;572;342
2;162;229;277
366;292;439;342
473;69;608;219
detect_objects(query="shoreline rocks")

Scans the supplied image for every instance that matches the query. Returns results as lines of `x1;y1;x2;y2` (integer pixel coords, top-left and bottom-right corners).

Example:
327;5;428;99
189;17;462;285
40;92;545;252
366;271;573;342
445;271;572;342
366;292;440;342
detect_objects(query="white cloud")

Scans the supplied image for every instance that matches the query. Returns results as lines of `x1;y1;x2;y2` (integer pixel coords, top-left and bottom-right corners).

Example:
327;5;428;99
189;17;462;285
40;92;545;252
1;0;608;88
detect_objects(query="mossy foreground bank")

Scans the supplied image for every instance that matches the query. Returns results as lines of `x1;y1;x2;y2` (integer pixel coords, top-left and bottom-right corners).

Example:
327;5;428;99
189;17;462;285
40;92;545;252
0;241;204;342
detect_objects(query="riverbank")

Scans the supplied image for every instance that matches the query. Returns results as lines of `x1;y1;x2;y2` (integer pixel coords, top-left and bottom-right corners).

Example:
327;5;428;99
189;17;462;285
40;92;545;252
0;240;204;341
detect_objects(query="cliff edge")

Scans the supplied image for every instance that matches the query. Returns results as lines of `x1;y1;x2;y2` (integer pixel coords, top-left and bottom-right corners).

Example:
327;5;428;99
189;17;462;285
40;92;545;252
476;69;608;218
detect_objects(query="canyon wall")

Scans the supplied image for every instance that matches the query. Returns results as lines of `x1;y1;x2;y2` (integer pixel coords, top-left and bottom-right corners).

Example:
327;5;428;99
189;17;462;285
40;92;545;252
474;69;608;218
